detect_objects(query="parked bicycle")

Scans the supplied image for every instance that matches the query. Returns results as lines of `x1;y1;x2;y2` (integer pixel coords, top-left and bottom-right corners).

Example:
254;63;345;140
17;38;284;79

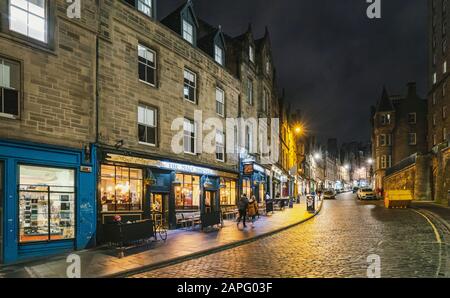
151;211;168;242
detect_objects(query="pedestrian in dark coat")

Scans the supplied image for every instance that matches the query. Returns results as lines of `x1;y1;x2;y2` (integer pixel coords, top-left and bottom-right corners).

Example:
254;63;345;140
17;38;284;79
237;194;249;228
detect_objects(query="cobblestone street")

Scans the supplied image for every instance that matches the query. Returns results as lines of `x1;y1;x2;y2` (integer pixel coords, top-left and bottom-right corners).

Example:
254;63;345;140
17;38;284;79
133;193;448;278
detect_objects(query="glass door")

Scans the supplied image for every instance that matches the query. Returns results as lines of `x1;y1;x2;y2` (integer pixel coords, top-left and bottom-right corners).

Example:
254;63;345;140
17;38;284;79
151;193;169;228
204;191;217;214
0;162;4;263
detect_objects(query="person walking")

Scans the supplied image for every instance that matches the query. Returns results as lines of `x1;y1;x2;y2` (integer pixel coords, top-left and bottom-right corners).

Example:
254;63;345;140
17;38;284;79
247;195;259;228
237;194;249;228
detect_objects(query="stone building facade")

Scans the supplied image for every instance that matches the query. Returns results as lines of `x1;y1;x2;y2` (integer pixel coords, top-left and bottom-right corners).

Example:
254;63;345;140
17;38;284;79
428;0;450;205
0;0;295;263
0;0;98;263
371;83;429;198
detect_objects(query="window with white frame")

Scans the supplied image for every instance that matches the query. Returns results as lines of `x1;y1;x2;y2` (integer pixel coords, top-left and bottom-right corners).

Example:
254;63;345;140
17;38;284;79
138;44;156;86
249;45;255;63
443;106;447;119
408;113;417;124
214;45;224;65
408;133;417;145
10;0;47;43
138;105;157;146
265;59;271;74
183;118;197;154
184;69;196;103
444;128;448;141
247;79;253;105
137;0;152;17
183;19;194;44
433;72;437;84
444;60;448;74
216;87;225;117
381;155;391;169
216;130;225;162
0;57;20;118
433;114;437;126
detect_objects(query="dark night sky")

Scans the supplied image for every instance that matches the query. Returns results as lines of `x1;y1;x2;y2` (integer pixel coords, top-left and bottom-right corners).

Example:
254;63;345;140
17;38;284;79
158;0;427;145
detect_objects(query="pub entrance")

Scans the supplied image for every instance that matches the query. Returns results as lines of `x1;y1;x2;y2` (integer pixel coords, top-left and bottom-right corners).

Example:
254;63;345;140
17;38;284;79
150;192;169;229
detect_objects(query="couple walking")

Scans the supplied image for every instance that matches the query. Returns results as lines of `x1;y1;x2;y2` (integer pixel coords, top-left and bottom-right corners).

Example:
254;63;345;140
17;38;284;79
237;194;258;229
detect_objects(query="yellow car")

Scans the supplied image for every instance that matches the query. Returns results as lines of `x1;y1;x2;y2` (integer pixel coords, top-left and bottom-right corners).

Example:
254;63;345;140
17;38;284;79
357;188;376;200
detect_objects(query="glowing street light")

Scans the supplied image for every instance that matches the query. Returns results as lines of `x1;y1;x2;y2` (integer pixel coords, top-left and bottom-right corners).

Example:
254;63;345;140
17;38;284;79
367;158;374;165
314;152;322;160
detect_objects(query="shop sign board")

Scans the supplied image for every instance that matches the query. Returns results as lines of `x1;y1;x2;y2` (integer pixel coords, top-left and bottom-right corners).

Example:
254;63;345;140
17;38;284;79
106;154;238;179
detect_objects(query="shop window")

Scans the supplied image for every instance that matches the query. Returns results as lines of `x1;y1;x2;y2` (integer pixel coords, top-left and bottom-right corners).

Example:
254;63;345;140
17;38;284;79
138;105;157;146
18;165;75;243
0;57;20;118
138;44;157;86
216;130;225;162
10;0;47;43
100;165;143;212
242;178;251;198
220;179;236;206
184;118;197;154
184;69;197;103
216;87;225;117
174;174;200;210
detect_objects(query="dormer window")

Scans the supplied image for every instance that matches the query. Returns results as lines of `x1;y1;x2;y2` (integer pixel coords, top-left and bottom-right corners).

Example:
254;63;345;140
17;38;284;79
249;45;255;63
183;19;194;44
137;0;153;17
215;45;224;65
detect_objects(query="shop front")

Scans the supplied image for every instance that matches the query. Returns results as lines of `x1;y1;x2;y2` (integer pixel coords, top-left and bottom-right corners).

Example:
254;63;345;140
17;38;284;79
0;139;96;264
241;162;267;203
98;151;238;237
1;161;3;264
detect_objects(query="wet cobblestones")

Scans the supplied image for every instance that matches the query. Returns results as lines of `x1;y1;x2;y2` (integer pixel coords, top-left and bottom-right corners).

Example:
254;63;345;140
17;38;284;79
133;193;444;278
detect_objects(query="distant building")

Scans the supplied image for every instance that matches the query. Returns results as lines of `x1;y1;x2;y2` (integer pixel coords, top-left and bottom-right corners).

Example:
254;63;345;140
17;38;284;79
371;83;429;198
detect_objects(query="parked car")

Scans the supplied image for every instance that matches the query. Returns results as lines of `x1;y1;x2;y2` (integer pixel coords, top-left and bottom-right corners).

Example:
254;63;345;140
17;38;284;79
323;189;337;200
357;188;377;200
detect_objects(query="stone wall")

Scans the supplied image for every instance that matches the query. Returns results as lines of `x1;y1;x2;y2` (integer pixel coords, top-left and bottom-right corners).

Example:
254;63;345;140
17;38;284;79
0;0;98;149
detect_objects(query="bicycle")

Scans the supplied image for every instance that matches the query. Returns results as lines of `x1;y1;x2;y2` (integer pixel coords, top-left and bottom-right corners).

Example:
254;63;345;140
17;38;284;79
151;211;168;242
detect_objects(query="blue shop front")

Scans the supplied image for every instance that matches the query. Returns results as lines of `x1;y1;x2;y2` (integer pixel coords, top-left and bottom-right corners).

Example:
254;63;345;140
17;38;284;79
97;151;238;240
241;160;268;203
0;139;97;264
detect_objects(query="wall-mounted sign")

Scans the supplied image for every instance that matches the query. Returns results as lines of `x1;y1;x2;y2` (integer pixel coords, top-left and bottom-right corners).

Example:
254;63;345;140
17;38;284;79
80;166;92;173
243;164;254;175
105;154;238;179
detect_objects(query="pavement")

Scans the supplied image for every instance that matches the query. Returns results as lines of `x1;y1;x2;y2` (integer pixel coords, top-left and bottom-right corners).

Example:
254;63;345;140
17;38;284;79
133;193;450;278
0;197;322;278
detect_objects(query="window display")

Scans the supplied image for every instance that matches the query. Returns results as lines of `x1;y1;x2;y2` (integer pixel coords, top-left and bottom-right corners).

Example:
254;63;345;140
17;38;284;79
220;179;237;206
100;165;143;212
242;178;251;198
18;165;75;244
175;174;200;210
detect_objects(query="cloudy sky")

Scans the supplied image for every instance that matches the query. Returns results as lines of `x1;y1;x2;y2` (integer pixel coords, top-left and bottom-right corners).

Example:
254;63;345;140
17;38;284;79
159;0;427;144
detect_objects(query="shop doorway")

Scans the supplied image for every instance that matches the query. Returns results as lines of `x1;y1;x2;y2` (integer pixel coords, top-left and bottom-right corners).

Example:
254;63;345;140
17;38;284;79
150;193;169;228
202;190;221;228
0;162;4;264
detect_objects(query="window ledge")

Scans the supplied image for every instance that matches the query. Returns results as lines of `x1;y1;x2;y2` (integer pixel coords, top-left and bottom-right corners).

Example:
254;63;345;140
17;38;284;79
139;79;157;88
139;141;157;148
0;32;56;56
0;113;19;120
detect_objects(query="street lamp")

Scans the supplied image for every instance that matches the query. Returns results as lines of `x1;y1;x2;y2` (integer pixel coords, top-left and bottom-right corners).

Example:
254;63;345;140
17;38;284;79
314;152;322;160
367;158;374;165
